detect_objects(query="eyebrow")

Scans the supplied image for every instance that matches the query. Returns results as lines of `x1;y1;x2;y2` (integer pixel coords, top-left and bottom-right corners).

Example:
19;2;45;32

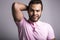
29;7;40;11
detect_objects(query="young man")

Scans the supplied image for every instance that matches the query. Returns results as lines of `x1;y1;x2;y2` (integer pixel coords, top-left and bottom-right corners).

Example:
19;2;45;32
12;0;55;40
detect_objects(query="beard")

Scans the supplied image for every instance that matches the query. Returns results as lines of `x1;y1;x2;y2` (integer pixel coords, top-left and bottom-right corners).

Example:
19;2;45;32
29;14;41;22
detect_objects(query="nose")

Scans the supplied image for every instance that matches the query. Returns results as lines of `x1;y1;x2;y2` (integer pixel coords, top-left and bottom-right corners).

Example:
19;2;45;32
33;11;37;15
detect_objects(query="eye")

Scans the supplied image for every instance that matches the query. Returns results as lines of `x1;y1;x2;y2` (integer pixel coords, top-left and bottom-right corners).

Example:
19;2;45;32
36;10;40;12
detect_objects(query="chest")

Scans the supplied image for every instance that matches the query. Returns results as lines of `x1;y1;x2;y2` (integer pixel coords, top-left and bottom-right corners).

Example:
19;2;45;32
24;23;48;39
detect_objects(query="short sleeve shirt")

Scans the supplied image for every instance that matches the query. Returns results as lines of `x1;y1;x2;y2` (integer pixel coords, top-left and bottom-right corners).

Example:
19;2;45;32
16;18;55;40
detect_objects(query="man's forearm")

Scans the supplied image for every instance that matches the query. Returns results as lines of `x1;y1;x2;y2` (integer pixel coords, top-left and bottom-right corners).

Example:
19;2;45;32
13;2;27;11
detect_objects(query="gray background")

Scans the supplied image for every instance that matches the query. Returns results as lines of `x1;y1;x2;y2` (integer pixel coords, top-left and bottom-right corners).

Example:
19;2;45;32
0;0;60;40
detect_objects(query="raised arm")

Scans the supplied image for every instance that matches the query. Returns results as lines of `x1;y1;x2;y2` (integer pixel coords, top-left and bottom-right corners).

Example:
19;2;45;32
12;2;27;22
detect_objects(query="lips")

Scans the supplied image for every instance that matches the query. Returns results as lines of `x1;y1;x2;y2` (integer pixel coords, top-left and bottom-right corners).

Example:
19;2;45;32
33;15;39;17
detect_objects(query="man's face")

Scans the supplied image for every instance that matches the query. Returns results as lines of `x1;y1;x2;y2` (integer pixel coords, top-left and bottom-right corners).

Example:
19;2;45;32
28;4;42;22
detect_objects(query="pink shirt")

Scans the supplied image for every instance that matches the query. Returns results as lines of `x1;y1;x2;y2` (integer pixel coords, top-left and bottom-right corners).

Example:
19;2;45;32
16;18;55;40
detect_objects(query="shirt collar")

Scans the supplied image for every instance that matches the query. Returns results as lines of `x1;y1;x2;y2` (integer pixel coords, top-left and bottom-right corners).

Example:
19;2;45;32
28;20;40;26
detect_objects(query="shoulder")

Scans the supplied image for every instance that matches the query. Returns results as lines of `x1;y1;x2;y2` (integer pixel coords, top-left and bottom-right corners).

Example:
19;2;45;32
39;21;54;32
37;21;54;30
37;21;51;27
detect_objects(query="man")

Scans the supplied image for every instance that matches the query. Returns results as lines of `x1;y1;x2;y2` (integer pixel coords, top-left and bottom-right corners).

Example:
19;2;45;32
12;0;55;40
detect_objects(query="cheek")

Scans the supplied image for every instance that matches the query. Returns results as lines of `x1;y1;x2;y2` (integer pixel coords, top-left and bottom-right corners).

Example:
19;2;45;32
38;12;42;16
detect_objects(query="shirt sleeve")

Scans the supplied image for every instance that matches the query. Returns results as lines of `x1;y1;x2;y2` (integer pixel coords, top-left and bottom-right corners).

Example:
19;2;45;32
47;24;55;39
16;17;26;28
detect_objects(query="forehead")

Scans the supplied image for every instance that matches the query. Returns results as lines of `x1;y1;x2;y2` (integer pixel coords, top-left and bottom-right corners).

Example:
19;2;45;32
30;4;41;10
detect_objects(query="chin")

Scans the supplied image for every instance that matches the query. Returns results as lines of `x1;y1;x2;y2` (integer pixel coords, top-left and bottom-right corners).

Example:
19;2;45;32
31;19;39;22
29;16;40;22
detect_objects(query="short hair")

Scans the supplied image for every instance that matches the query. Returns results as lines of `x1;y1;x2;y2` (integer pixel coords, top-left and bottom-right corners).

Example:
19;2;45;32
28;0;43;11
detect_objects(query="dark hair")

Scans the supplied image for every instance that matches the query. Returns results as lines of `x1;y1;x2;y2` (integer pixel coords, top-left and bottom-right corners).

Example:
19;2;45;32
28;0;43;11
